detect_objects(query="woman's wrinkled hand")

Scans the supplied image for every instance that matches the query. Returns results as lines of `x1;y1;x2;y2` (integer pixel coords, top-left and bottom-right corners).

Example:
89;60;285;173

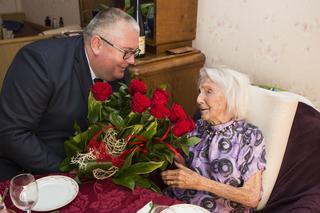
161;161;202;189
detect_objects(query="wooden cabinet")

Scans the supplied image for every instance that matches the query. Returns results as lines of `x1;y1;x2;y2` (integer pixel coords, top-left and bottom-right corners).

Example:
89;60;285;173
78;0;198;54
147;0;198;54
78;0;124;27
129;50;205;116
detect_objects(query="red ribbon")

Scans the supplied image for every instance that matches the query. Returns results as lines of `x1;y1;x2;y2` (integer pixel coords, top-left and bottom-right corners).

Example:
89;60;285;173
164;142;183;163
89;124;183;163
156;125;183;163
87;125;131;167
87;125;113;156
126;134;148;155
159;124;171;142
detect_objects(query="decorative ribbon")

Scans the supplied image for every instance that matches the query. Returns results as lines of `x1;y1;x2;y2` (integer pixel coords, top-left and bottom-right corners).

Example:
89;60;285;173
164;142;183;163
155;125;183;163
88;125;113;149
126;134;148;154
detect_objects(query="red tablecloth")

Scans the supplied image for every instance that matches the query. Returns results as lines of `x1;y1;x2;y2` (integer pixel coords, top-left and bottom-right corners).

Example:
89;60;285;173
0;174;182;213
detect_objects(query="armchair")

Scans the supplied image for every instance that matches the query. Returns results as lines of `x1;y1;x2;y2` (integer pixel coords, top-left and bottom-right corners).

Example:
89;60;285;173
247;86;320;212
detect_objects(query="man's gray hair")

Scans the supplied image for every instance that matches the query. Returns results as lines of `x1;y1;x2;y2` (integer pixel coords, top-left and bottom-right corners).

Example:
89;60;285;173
83;7;139;41
199;66;250;120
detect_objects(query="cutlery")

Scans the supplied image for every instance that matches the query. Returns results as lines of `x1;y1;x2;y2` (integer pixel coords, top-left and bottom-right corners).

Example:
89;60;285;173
0;187;9;209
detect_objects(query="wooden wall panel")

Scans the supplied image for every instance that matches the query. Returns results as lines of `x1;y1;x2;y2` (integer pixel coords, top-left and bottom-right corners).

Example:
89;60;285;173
130;51;205;116
0;35;52;89
155;0;197;45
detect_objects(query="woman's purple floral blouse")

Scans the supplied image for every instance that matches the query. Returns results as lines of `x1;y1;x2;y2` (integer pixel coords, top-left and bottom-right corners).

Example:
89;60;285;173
165;119;266;213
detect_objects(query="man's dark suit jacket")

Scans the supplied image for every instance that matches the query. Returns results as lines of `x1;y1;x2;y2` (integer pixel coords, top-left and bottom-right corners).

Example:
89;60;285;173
0;36;130;180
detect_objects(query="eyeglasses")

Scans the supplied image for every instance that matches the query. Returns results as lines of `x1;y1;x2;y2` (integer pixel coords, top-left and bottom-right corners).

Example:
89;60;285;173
98;35;141;60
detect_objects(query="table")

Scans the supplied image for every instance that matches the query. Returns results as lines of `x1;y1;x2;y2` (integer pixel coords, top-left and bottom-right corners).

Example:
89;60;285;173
0;174;182;213
13;22;42;38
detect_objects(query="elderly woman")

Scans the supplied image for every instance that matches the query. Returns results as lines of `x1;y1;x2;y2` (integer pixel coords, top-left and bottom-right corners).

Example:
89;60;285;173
161;67;266;212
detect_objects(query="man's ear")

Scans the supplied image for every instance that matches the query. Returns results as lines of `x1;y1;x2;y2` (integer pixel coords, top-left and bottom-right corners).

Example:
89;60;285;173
90;36;103;55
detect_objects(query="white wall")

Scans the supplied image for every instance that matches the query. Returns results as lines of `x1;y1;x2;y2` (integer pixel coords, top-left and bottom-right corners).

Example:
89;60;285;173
0;0;21;13
193;0;320;109
21;0;80;26
0;0;80;26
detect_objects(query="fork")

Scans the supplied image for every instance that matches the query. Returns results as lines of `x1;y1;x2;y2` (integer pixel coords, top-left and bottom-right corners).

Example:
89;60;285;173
0;188;9;209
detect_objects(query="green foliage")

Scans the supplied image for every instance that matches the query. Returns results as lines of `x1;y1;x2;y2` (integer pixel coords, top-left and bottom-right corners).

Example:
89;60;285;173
60;81;200;191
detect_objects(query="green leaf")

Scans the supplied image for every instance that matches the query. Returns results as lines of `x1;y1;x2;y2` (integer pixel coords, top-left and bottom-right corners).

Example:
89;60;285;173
187;136;201;146
119;84;128;96
88;100;102;124
119;124;144;139
73;133;83;143
64;125;102;157
112;176;135;191
101;107;119;120
124;161;164;175
73;122;82;135
159;83;170;91
160;160;169;170
162;151;174;164
73;176;81;184
109;113;125;129
118;82;128;89
181;143;189;157
139;120;157;140
88;93;95;111
126;112;142;126
78;160;114;177
133;175;152;189
64;139;83;157
107;94;120;108
59;157;76;172
112;92;121;99
150;181;162;193
118;151;134;173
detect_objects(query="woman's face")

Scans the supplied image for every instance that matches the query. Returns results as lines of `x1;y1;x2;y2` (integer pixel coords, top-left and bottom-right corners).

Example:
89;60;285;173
197;79;228;124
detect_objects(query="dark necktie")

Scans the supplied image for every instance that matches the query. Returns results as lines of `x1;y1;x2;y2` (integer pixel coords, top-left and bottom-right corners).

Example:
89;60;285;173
94;78;103;83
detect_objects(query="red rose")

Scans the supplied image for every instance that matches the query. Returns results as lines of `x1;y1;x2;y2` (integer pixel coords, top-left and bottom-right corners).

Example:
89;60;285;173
150;104;170;119
128;79;147;95
131;93;151;113
172;117;195;137
90;82;112;101
151;88;169;105
169;103;187;123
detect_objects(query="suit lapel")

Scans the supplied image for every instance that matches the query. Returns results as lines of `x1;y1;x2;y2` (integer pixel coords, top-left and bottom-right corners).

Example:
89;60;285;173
73;37;92;104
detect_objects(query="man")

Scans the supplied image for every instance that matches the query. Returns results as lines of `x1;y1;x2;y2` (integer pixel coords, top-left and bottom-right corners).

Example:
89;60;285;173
0;8;140;180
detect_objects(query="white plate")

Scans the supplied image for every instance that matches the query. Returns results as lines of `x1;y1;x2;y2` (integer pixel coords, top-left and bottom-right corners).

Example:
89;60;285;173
32;175;79;211
166;204;210;213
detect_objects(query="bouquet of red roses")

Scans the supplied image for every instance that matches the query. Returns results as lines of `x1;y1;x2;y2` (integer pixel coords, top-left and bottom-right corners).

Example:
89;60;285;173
59;79;199;191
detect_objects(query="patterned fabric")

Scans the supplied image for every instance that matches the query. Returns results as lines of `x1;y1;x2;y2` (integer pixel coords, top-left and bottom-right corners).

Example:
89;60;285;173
166;119;266;213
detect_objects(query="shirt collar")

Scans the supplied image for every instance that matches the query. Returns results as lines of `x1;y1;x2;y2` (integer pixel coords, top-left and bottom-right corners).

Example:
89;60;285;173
84;47;97;82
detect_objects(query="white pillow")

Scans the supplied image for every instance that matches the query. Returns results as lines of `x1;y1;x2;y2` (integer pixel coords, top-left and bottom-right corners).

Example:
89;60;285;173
246;86;298;210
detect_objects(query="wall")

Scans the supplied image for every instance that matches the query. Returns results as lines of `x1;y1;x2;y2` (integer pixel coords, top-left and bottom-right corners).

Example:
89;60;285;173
0;0;80;26
193;0;320;109
21;0;80;26
0;0;22;13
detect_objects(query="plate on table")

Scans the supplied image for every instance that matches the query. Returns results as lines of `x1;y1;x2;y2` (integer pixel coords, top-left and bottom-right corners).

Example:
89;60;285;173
166;204;210;213
32;175;79;212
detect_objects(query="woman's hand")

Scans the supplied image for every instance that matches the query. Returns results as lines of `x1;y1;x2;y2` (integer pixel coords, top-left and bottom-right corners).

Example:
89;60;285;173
161;161;202;190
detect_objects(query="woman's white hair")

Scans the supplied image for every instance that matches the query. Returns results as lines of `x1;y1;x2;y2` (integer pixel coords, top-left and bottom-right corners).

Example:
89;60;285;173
199;66;250;120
